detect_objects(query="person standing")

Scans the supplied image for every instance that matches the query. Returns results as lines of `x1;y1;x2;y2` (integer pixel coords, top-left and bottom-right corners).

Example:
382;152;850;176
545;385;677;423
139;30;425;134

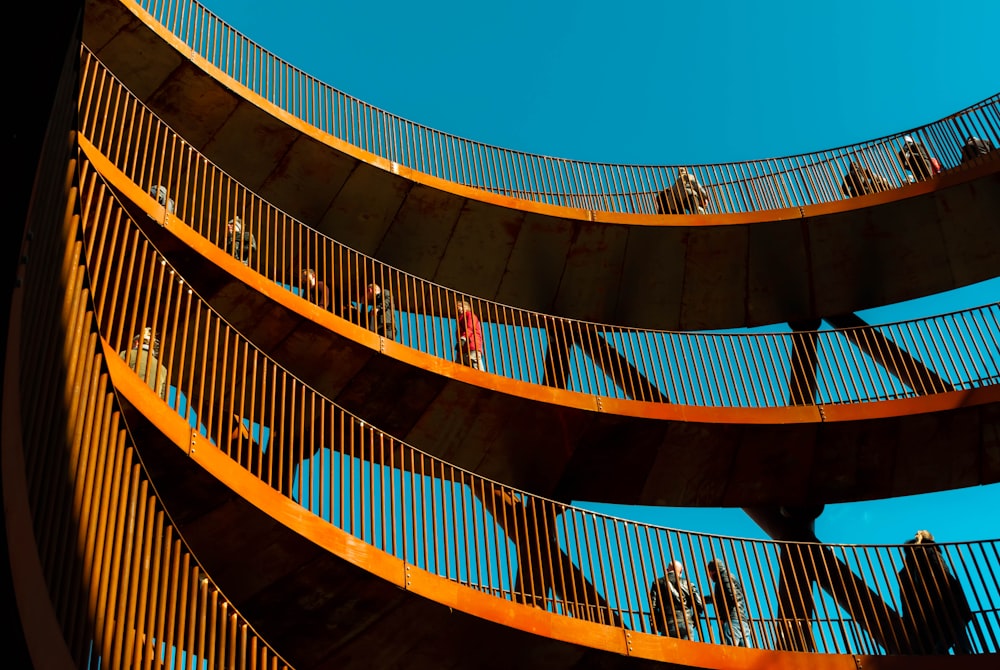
455;300;486;371
705;560;752;647
300;268;330;310
656;167;710;214
898;135;939;182
649;560;704;639
841;161;892;197
897;530;973;654
120;327;169;400
364;283;396;341
225;215;256;265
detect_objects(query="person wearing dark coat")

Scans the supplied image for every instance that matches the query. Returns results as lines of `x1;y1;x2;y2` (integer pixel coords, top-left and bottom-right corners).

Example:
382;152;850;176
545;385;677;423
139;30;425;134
898;135;936;182
225;215;256;265
897;530;973;654
705;560;752;647
364;283;396;341
649;560;704;640
120;327;169;400
841;161;892;198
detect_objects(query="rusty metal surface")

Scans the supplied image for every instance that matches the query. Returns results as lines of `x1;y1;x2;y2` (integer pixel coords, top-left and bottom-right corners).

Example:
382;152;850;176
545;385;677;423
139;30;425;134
120;411;673;670
84;165;1000;508
74;70;1000;414
10;4;999;670
83;0;1000;332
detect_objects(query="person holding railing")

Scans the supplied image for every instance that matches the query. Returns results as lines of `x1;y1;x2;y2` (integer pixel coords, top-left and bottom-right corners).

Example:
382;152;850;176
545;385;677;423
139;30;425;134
841;161;892;198
225;215;256;265
656;167;710;215
649;560;704;639
704;560;752;647
120;327;169;400
455;300;486;372
896;530;974;654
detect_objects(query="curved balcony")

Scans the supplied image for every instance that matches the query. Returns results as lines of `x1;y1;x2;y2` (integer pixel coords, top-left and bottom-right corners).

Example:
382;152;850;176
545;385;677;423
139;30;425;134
3;58;291;669
78;56;1000;506
79;144;1000;511
83;1;1000;330
13;6;1000;670
74;155;1000;668
96;0;998;216
78;49;1000;413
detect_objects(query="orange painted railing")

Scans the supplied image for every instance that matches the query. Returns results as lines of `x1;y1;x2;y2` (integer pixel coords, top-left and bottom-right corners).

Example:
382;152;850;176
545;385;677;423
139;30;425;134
4;45;290;669
78;155;1000;657
79;48;1000;410
130;0;1000;214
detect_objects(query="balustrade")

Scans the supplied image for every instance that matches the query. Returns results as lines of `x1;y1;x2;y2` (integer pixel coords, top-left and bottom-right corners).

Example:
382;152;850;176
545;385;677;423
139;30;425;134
79;47;1000;410
129;0;1000;214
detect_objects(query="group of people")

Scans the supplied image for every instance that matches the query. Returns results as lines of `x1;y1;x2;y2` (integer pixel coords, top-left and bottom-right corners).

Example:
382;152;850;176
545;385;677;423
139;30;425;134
843;134;995;197
648;529;975;654
651;134;995;213
337;282;487;372
145;188;489;373
649;559;750;646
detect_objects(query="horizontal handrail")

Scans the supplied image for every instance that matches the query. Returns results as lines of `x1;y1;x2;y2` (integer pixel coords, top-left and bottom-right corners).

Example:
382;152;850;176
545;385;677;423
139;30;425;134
79;47;1000;410
80;157;1000;656
128;0;1000;214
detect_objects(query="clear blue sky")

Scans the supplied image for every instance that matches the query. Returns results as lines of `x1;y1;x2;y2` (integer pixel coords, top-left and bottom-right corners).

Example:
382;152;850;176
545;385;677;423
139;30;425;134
198;0;1000;544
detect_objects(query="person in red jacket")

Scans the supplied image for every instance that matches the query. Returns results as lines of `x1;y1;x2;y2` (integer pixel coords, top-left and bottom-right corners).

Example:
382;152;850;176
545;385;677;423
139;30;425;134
455;300;486;372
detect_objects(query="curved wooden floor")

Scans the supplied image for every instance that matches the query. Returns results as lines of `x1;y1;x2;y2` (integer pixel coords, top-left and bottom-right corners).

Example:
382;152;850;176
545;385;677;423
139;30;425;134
82;0;1000;332
87;147;1000;508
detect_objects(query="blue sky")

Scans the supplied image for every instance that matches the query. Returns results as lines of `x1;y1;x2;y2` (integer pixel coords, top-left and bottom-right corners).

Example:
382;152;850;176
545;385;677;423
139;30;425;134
196;0;1000;544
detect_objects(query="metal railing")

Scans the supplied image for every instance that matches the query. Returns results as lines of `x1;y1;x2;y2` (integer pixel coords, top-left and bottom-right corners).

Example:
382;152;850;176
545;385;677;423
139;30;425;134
77;157;1000;656
10;46;290;669
127;0;1000;214
79;47;1000;410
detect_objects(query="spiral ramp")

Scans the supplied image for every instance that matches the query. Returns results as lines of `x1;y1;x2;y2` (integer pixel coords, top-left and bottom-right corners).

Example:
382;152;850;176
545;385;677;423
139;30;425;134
74;47;1000;508
4;1;1000;669
82;0;1000;332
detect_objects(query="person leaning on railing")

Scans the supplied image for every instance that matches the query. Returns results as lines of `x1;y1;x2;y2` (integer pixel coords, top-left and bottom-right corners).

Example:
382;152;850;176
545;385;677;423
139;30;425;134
898;135;941;182
349;282;396;340
961;136;996;163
